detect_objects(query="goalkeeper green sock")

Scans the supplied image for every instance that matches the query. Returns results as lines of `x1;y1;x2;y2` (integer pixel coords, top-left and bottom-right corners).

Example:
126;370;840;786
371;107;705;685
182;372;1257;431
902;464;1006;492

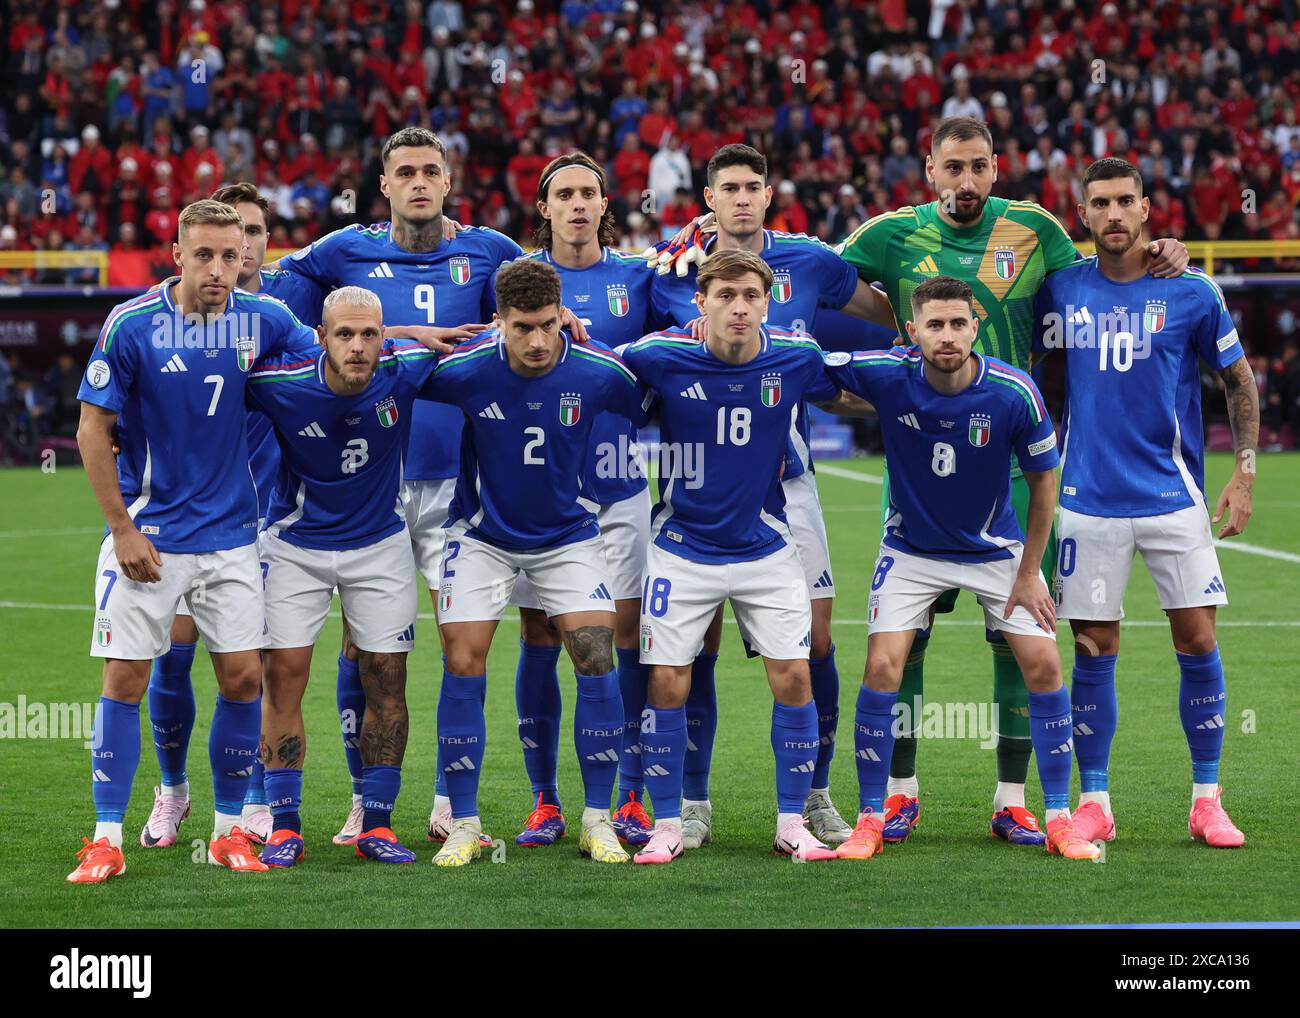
993;642;1033;793
888;633;927;789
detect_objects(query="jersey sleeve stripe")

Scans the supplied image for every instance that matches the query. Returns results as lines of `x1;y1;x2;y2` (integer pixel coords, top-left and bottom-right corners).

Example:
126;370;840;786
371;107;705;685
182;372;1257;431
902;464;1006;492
431;341;498;374
986;366;1046;422
97;294;163;352
571;345;638;384
1180;268;1231;314
838;207;916;251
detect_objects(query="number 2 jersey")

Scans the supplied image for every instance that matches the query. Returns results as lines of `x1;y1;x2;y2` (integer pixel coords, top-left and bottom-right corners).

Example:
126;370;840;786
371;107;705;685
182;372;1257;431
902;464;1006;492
76;285;318;553
418;331;650;551
825;347;1059;563
620;326;839;564
280;221;524;481
1033;259;1244;518
246;341;438;550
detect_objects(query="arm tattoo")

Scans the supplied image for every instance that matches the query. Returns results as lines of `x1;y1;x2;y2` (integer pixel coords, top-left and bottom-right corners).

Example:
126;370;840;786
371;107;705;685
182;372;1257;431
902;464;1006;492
563;625;614;676
358;651;409;766
1220;358;1260;463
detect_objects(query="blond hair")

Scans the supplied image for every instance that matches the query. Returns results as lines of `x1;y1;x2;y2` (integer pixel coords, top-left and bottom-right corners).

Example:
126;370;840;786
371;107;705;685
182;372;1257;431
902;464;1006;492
177;198;245;243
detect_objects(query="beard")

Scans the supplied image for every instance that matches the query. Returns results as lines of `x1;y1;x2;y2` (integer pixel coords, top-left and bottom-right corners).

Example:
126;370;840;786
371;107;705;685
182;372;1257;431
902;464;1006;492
922;347;970;374
946;190;987;224
327;352;372;392
1095;224;1140;255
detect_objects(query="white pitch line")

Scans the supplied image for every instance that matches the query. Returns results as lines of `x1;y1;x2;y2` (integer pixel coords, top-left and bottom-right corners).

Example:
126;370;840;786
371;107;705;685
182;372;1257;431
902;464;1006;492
815;463;883;485
1;600;1294;629
818;462;1300;565
0;527;102;539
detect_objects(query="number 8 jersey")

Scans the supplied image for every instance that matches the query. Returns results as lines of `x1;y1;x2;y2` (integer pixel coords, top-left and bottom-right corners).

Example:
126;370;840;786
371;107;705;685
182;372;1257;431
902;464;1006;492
825;346;1059;563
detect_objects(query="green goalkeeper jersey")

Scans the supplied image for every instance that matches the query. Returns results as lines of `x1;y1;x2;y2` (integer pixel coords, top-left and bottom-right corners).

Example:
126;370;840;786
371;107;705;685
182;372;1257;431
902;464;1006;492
834;195;1079;370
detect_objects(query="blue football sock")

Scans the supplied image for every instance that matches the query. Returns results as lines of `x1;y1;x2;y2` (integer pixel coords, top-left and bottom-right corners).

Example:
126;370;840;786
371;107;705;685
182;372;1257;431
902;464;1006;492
574;668;623;809
615;647;648;805
264;768;302;834
362;764;401;831
91;696;142;823
682;652;717;800
1177;647;1226;786
438;671;486;819
1071;653;1118;793
1028;687;1074;811
209;694;261;817
854;686;899;815
640;706;687;820
772;701;819;814
809;645;839;788
336;653;365;797
243;757;269;806
514;640;563;806
147;641;196;787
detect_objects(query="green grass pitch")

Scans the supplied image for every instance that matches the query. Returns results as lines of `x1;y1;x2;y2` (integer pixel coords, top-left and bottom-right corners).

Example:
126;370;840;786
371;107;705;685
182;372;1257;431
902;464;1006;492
1;454;1297;928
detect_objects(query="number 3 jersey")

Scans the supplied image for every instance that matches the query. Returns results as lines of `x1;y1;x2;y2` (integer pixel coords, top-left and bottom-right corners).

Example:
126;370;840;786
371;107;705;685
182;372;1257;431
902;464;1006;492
246;342;438;550
825;347;1059;563
1033;259;1244;518
620;326;839;564
418;332;649;551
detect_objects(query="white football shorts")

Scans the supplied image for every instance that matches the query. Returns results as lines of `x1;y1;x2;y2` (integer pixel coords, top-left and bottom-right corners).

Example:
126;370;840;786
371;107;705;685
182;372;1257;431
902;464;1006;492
1054;504;1228;621
260;528;418;653
638;540;812;666
511;489;650;610
866;544;1055;640
90;539;264;658
437;529;614;624
403;477;457;589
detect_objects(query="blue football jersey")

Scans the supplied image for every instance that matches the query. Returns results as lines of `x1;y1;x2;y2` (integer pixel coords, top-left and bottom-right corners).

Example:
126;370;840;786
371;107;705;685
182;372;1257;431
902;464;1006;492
281;222;524;480
246;267;327;522
418;331;649;551
826;347;1060;563
247;341;438;550
77;285;318;553
1033;260;1244;517
495;247;659;505
651;229;858;483
621;326;839;564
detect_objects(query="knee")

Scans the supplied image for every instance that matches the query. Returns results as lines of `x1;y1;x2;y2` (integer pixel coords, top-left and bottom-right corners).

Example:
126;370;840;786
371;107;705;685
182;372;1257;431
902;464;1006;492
1019;652;1062;692
565;625;614;676
647;667;689;709
221;665;262;702
520;609;560;646
864;656;903;693
771;661;811;705
1174;632;1218;657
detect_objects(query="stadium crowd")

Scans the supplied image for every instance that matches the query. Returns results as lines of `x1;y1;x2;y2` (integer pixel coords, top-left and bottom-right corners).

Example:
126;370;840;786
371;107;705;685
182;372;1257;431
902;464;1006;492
3;0;1300;450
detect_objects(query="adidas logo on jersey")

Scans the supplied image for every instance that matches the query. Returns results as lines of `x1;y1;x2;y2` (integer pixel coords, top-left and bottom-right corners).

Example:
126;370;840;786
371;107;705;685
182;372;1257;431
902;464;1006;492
679;382;707;400
297;422;326;438
897;413;920;429
1203;575;1226;594
368;262;395;278
912;256;939;274
160;354;187;373
396;624;414;643
812;570;833;589
589;583;612;600
1196;714;1225;730
478;402;505;420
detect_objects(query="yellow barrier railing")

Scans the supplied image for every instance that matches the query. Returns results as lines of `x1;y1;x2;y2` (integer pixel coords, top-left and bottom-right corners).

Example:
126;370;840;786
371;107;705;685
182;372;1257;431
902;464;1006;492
0;250;109;286
8;241;1300;290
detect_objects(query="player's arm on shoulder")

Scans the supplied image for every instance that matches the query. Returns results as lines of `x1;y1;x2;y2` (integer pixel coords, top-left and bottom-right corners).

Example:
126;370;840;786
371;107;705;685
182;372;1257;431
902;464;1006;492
1213;355;1258;538
384;323;488;352
813;388;875;417
840;277;898;331
76;402;162;582
1006;467;1057;633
